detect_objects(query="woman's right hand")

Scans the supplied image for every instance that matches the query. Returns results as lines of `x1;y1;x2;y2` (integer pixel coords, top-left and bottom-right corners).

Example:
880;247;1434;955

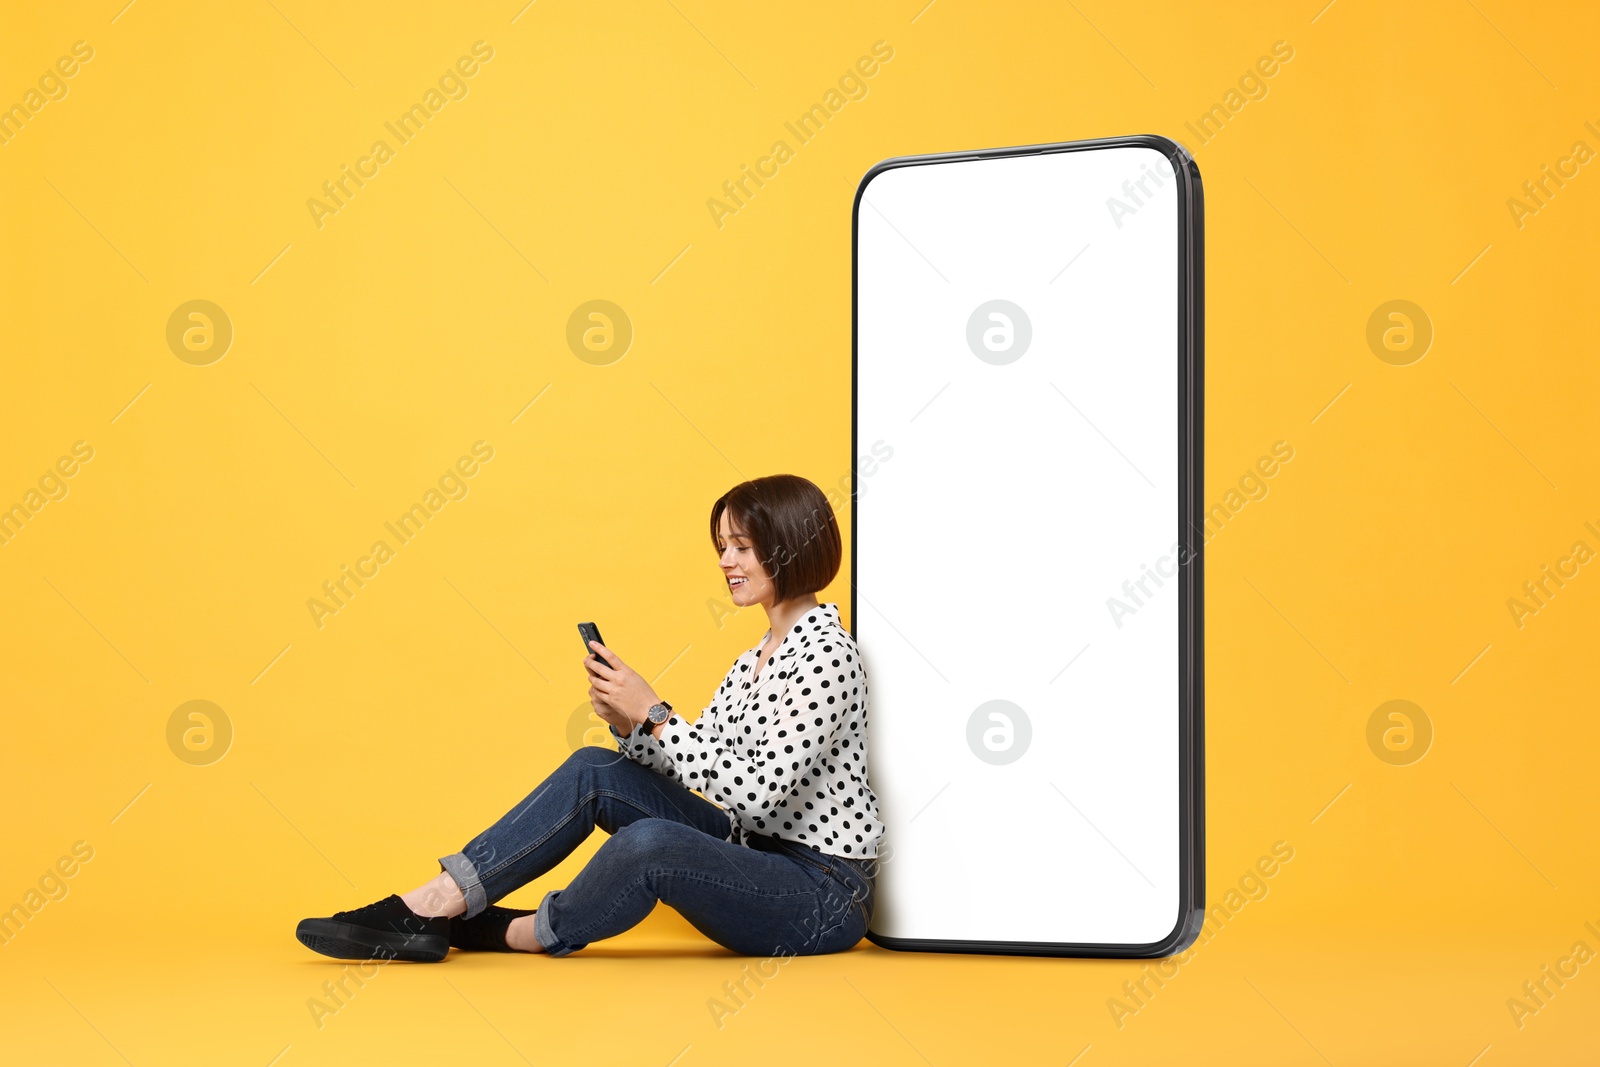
586;660;632;734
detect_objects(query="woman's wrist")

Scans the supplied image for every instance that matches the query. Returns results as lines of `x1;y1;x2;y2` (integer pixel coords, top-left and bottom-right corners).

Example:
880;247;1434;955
635;693;666;733
637;696;670;740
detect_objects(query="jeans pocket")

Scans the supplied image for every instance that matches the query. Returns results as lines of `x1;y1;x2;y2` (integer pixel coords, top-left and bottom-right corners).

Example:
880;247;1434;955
778;840;834;877
788;846;872;913
840;863;874;929
812;877;870;953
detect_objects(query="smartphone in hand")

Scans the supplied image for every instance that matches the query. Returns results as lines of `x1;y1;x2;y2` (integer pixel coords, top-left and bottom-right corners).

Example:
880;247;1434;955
578;622;607;671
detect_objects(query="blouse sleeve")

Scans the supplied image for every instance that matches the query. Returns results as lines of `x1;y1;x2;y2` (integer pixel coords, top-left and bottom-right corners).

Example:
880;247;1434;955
610;706;711;781
654;644;857;822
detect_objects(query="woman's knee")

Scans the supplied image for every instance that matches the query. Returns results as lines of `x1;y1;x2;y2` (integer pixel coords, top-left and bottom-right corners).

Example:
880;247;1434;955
560;744;634;781
601;817;697;862
591;820;727;920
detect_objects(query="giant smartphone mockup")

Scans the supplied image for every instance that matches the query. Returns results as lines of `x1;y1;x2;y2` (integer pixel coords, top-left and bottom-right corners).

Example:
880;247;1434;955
853;136;1203;957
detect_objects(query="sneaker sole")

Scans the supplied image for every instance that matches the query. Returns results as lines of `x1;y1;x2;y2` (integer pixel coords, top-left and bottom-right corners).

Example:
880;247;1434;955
295;918;449;963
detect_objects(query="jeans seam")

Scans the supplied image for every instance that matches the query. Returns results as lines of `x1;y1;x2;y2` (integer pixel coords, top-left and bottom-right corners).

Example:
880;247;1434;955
853;884;873;927
813;879;870;951
824;863;871;928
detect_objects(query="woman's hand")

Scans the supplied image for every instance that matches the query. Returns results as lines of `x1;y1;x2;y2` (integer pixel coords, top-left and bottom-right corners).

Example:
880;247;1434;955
585;640;661;733
583;651;630;733
586;682;632;736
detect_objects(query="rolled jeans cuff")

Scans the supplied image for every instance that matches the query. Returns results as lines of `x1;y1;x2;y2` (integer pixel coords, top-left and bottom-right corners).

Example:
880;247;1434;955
535;889;577;957
438;852;489;920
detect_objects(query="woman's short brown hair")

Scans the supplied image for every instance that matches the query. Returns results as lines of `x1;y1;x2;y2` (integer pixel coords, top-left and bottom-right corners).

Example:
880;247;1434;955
710;474;842;604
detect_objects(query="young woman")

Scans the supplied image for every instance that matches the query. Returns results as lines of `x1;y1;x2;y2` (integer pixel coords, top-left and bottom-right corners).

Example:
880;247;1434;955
296;473;883;960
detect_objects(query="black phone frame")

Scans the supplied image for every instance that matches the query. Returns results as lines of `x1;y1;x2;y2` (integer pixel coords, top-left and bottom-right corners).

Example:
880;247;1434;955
850;134;1205;959
578;621;607;664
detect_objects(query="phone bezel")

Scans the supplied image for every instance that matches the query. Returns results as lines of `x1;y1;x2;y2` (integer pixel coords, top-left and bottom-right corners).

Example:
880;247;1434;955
578;622;606;666
851;134;1205;959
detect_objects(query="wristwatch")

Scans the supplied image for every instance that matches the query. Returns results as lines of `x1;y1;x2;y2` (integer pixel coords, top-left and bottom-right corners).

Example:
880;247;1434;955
645;700;673;726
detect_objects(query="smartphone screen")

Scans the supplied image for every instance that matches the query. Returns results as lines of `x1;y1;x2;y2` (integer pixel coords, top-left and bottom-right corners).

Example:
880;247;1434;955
853;137;1203;956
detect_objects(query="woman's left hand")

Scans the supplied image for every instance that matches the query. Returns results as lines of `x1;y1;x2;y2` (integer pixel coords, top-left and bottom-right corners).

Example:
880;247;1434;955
585;640;661;729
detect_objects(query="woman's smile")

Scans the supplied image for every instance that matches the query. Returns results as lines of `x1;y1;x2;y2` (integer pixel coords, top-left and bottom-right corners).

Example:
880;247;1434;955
716;508;778;608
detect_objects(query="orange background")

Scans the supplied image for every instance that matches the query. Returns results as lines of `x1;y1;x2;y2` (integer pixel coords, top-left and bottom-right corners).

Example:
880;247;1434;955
2;1;1596;1063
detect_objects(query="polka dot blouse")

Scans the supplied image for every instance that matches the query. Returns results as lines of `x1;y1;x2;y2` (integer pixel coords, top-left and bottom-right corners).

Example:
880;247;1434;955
611;602;883;858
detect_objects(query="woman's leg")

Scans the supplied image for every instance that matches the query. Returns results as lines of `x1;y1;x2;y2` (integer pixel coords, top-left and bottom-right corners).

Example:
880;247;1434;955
531;819;875;958
419;746;733;922
400;871;467;917
300;746;874;961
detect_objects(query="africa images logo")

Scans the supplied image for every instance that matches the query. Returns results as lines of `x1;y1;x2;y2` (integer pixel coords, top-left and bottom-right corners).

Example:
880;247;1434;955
965;300;1032;365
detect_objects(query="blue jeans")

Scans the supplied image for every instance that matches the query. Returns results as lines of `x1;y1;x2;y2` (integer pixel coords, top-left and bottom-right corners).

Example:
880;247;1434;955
437;747;877;957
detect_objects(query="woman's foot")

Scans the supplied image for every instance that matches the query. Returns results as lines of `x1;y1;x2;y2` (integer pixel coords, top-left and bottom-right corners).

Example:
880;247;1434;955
449;905;545;953
296;894;450;962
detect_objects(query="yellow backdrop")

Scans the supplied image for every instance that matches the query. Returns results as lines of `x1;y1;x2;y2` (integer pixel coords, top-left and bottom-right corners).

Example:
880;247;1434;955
2;1;1596;1063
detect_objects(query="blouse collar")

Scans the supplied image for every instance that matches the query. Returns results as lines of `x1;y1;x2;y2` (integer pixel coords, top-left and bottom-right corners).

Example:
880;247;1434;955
752;602;841;658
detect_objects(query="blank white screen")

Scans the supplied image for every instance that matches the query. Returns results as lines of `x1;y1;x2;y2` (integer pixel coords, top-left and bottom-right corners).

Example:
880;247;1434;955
857;145;1181;946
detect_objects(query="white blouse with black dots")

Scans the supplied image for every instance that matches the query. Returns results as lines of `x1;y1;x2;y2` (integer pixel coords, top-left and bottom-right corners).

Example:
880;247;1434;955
611;602;883;859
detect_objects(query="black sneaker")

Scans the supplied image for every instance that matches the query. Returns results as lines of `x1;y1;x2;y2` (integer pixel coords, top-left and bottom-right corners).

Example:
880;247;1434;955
296;894;450;962
449;904;535;952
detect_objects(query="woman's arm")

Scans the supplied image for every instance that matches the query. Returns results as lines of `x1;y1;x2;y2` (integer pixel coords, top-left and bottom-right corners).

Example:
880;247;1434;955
608;719;666;767
586;639;702;776
610;706;720;780
653;656;858;823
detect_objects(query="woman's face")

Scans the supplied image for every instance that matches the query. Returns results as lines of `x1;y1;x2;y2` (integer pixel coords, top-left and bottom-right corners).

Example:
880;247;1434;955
716;510;775;610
